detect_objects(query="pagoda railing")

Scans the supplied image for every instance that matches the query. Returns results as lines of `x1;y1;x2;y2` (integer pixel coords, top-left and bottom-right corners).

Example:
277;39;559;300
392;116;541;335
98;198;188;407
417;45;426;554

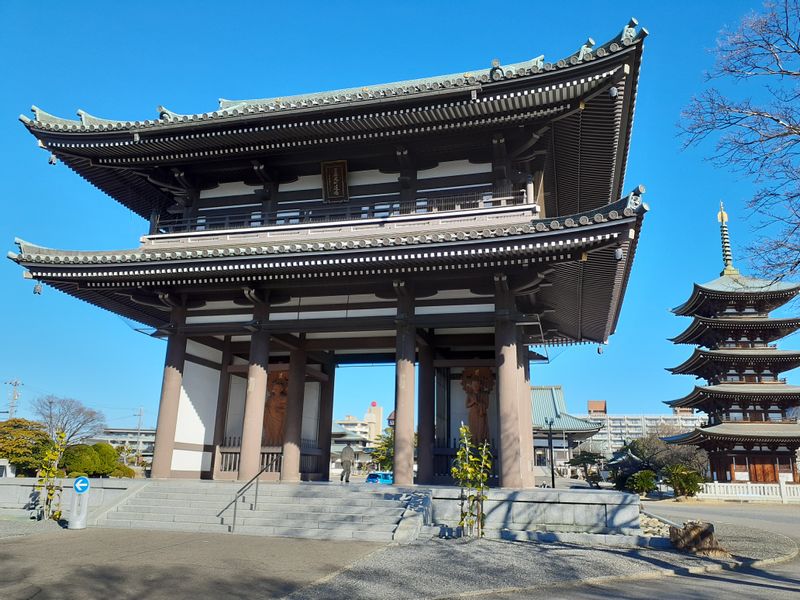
155;189;529;235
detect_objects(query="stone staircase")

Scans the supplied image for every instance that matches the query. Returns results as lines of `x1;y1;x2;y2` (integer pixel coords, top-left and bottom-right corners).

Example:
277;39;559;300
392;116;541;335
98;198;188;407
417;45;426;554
94;481;411;541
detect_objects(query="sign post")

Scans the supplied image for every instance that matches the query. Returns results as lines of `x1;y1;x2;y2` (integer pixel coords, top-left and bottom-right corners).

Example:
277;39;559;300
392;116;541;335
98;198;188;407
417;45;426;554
68;476;90;530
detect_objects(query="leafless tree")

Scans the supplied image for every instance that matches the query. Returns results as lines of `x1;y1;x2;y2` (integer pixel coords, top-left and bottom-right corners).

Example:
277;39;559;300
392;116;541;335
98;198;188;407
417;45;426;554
31;395;106;445
682;1;800;279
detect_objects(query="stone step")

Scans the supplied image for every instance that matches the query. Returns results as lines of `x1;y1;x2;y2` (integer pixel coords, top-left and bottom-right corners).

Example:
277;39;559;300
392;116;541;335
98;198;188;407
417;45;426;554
98;518;395;541
232;525;395;541
105;511;225;525
131;494;403;510
98;519;228;534
136;488;404;501
121;501;404;521
105;510;398;532
125;497;404;516
221;515;397;532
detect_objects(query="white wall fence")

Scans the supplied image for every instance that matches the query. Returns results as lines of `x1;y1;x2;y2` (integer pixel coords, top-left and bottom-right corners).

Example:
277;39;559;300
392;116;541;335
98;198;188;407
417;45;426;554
699;481;800;504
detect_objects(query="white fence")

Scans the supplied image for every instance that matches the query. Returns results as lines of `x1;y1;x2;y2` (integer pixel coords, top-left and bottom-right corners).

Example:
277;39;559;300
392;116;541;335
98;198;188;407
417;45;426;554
699;481;800;504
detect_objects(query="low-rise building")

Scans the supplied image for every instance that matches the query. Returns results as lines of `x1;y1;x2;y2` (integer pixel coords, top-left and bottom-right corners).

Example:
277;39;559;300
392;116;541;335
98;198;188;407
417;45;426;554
87;428;156;463
336;403;384;445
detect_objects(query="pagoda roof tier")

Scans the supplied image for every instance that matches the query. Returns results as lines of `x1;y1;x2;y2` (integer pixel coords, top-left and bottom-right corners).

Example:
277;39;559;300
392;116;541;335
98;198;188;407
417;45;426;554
666;384;800;408
667;348;800;378
669;316;800;346
672;275;800;317
663;422;800;446
17;21;646;221
7;193;647;345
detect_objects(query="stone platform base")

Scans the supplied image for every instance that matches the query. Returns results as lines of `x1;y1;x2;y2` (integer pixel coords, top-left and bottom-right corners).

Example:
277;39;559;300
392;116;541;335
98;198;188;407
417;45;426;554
428;487;641;536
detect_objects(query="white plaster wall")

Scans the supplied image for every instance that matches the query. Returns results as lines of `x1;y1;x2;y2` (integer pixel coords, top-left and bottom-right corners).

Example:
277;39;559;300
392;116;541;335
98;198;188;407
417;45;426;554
186;340;223;363
199;181;260;199
175;362;220;445
418;159;491;180
225;376;247;441
348;169;399;186
170;449;212;471
280;174;323;192
302;382;321;446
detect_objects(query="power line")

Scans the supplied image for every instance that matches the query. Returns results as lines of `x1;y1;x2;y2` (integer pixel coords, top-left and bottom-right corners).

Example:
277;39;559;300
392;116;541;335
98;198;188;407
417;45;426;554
3;380;23;419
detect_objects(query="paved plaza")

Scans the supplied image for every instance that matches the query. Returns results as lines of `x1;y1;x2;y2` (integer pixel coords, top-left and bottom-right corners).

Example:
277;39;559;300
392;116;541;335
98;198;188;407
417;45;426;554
1;500;797;600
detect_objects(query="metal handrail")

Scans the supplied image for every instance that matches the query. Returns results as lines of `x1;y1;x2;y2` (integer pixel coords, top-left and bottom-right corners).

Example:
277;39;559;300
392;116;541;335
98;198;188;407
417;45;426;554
216;454;281;533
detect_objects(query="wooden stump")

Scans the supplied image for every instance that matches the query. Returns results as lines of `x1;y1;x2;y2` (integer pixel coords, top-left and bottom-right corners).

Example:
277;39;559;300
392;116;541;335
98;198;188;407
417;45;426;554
669;521;730;557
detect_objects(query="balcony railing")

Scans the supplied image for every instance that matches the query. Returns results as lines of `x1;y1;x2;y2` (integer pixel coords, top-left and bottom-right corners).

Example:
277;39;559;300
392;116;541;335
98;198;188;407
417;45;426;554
154;189;529;235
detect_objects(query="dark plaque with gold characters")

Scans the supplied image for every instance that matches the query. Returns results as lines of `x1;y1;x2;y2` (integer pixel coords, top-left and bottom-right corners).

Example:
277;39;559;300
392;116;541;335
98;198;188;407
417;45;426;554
321;160;348;203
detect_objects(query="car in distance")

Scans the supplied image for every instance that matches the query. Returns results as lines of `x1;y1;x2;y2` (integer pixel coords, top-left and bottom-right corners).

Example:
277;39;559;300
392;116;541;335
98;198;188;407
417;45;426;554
365;471;394;484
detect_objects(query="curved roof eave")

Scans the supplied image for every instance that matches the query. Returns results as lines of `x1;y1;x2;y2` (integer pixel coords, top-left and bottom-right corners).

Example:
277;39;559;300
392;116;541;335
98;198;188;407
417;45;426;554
20;21;647;136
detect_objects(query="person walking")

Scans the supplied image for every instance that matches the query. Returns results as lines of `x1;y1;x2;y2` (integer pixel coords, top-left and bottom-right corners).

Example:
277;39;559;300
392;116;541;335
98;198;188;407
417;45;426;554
340;441;355;483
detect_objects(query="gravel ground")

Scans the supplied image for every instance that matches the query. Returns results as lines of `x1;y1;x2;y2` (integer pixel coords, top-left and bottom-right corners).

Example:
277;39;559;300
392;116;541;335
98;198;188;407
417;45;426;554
0;516;64;539
713;523;798;564
283;537;731;600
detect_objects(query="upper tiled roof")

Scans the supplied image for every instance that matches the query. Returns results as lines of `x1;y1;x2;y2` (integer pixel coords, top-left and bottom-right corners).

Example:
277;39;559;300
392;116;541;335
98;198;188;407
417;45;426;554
673;275;800;316
20;20;646;134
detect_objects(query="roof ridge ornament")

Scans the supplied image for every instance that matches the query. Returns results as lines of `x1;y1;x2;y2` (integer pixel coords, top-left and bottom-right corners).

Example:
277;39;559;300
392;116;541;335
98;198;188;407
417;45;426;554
717;201;740;277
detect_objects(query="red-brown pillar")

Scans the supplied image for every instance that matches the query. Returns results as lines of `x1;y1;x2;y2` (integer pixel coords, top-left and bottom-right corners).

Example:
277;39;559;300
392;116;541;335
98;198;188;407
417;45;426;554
151;306;187;479
417;341;435;484
393;282;416;485
317;363;336;481
239;303;270;481
495;274;523;488
281;347;307;482
517;343;535;488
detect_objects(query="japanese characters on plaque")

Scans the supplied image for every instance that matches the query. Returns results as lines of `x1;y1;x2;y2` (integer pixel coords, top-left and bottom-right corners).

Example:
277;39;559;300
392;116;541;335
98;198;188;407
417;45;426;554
321;160;349;203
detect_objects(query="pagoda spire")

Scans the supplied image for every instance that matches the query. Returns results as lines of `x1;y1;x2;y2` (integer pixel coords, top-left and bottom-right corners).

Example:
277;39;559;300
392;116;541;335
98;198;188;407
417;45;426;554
717;201;739;276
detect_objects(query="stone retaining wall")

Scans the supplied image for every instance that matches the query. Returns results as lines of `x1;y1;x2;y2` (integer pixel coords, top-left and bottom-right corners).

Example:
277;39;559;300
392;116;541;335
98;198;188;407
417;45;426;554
429;487;640;535
0;478;146;521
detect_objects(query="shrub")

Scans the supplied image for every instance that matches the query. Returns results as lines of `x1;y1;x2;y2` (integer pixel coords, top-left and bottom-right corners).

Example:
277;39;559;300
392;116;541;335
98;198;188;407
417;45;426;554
665;464;704;497
92;443;119;476
110;464;136;478
67;472;88;478
627;469;657;496
61;445;99;476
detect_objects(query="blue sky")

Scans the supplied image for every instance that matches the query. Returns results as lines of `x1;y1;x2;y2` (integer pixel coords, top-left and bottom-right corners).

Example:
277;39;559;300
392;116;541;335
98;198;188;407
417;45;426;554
1;1;790;429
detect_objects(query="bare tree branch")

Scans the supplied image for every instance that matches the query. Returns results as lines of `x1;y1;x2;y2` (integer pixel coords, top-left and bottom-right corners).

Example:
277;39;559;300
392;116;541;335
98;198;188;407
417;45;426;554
681;1;800;280
31;395;106;445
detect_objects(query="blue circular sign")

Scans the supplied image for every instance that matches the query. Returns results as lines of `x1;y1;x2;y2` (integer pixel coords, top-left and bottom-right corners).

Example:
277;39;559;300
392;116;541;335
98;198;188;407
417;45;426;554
73;476;90;495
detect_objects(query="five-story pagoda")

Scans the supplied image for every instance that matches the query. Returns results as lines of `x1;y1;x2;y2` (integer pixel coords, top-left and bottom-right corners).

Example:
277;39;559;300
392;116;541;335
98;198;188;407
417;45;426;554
665;204;800;484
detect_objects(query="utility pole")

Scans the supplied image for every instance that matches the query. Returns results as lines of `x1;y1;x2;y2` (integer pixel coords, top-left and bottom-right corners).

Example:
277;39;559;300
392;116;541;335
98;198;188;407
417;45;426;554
135;407;144;464
3;379;22;420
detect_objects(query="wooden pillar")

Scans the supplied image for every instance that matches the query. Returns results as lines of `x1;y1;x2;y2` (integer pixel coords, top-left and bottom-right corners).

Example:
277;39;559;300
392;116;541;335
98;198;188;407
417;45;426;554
417;342;435;484
239;304;270;481
210;337;232;479
317;363;336;481
151;306;187;479
517;343;535;488
281;347;307;482
495;274;523;488
393;282;416;485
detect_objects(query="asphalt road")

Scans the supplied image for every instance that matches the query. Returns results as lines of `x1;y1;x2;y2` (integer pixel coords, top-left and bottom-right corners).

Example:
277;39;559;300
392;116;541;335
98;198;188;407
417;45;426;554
480;500;800;600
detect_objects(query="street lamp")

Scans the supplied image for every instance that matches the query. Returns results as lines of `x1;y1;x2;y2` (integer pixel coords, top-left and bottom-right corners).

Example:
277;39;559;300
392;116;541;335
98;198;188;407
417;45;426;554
544;417;556;489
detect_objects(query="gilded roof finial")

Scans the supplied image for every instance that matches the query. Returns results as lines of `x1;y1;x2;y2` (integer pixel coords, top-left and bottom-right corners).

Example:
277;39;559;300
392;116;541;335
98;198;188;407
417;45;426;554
717;201;739;276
